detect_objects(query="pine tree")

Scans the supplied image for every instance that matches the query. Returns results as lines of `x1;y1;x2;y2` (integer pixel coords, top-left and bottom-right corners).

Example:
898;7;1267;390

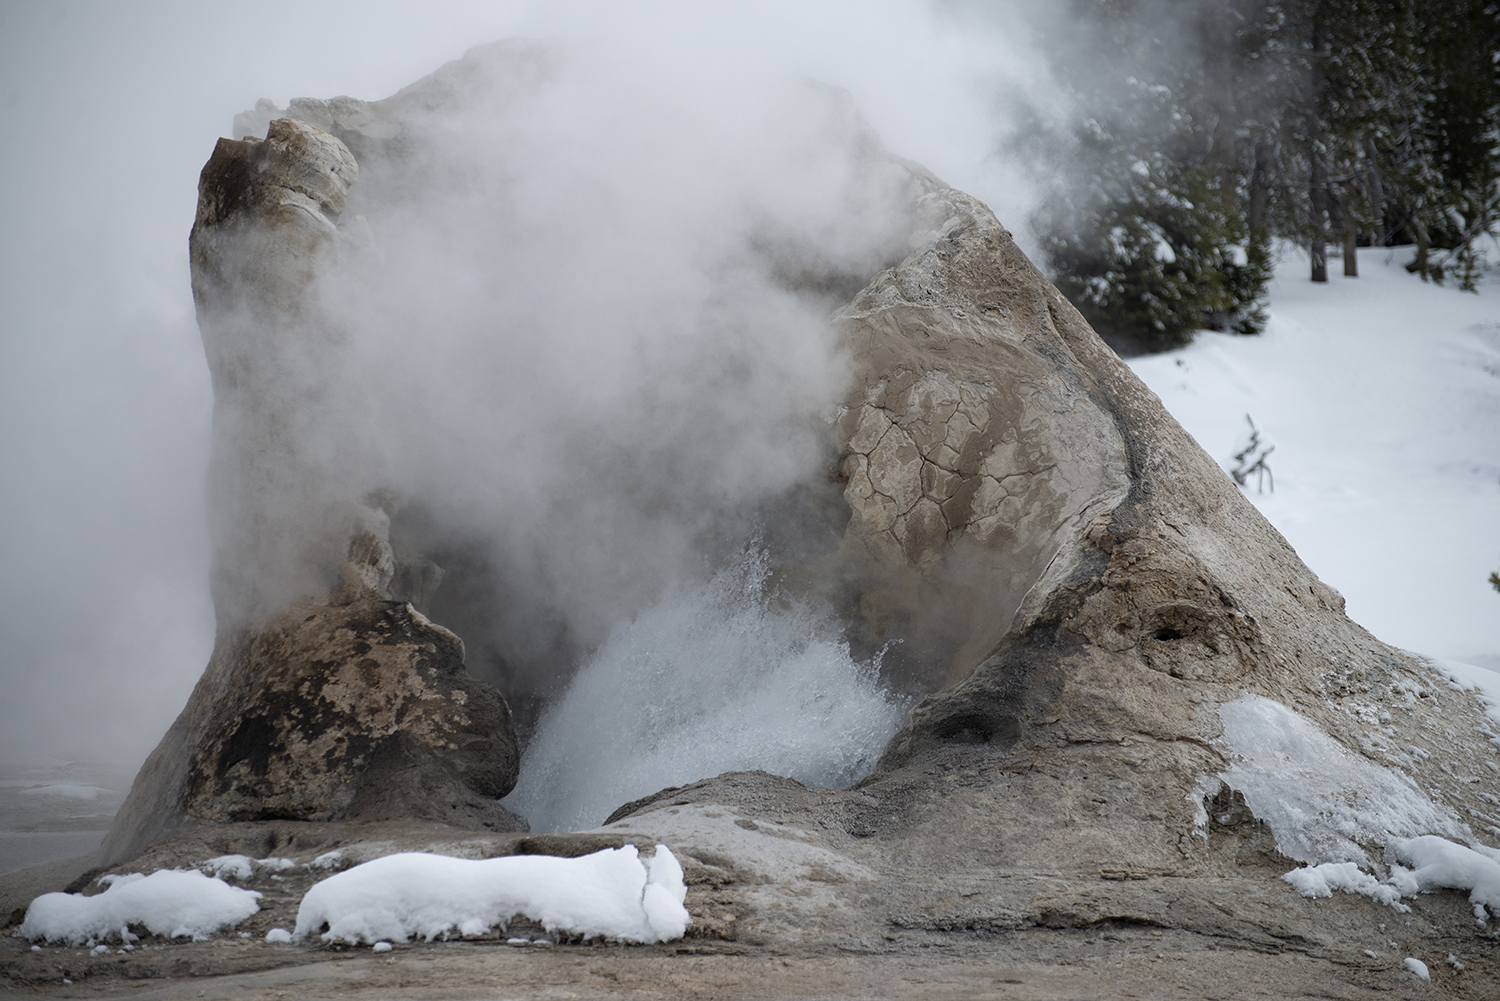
1019;0;1500;354
1030;0;1271;353
1394;0;1500;289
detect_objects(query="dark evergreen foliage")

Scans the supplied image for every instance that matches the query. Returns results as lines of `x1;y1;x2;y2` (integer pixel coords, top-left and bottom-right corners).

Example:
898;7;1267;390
1023;0;1500;354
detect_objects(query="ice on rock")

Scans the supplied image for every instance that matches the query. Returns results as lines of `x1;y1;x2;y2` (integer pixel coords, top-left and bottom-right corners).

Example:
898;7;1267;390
1240;702;1500;920
1215;695;1465;864
292;845;689;945
18;869;261;944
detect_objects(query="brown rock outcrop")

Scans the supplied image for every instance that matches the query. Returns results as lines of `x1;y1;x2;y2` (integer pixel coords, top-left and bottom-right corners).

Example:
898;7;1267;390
178;600;519;826
96;117;524;866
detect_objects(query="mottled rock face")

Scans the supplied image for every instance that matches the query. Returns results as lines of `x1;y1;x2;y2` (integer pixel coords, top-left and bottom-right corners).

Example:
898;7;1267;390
98;117;524;866
180;600;520;827
828;193;1132;681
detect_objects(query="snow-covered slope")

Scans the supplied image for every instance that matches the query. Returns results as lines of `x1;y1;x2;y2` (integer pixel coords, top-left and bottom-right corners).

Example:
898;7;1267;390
1129;246;1500;669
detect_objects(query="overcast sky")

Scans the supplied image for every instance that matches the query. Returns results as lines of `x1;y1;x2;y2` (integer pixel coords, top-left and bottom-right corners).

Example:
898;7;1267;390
0;1;1064;772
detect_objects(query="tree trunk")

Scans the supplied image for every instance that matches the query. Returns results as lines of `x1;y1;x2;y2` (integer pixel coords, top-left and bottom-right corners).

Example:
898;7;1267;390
1247;140;1272;237
1308;142;1329;282
1309;239;1327;282
1343;225;1358;277
1306;6;1329;283
1204;6;1239;198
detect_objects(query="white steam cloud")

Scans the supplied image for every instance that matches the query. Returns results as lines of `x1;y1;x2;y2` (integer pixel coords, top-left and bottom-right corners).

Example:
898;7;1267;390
0;1;1066;793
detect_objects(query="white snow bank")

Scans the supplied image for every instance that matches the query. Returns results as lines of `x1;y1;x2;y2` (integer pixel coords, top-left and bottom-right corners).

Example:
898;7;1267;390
1390;835;1500;921
293;844;688;945
17;869;261;944
1404;957;1430;981
1216;695;1465;864
1281;862;1409;911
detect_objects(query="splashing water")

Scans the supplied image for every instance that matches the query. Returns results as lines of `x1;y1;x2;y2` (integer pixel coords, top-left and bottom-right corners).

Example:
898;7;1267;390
503;548;907;832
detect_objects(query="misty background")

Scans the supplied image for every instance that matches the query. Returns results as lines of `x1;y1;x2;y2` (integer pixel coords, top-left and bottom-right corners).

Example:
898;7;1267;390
0;0;1061;776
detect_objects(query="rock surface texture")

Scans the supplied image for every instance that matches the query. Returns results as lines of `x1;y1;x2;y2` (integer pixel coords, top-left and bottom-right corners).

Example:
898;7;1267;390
95;115;525;868
4;40;1498;1001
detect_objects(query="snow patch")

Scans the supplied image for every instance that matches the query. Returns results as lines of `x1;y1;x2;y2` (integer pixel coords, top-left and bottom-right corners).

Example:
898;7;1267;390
1216;695;1465;864
1390;835;1500;922
1281;862;1410;911
1217;695;1500;920
17;869;261;944
199;855;254;881
292;845;688;945
1404;957;1430;981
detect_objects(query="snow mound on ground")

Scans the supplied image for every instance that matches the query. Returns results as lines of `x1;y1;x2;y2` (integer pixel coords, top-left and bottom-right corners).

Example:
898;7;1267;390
1281;861;1410;911
293;845;689;945
1390;835;1500;921
17;869;261;944
200;854;254;881
1282;846;1500;921
1216;695;1466;864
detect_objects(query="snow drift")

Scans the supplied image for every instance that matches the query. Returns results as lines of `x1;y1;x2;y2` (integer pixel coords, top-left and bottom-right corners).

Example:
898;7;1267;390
17;869;260;945
292;845;690;945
